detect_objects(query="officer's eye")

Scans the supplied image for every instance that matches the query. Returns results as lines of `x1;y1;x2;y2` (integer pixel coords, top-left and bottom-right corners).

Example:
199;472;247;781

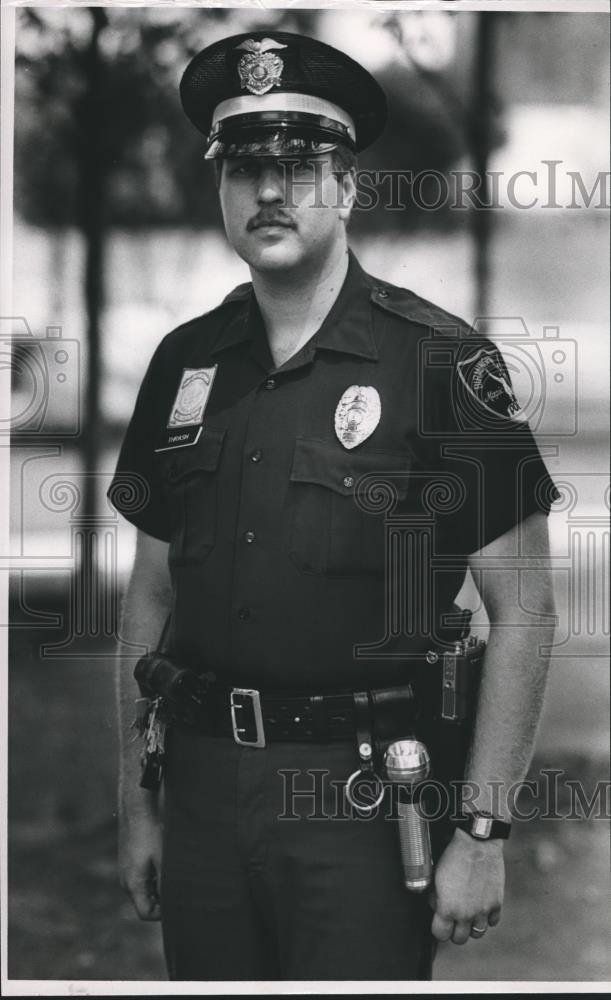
280;159;317;179
227;160;257;178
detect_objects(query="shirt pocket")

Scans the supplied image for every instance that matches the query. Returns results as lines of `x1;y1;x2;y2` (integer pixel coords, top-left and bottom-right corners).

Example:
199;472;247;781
288;436;411;577
159;427;226;566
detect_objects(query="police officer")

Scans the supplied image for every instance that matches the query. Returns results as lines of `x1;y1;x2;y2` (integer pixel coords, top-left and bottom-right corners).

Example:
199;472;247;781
111;31;557;981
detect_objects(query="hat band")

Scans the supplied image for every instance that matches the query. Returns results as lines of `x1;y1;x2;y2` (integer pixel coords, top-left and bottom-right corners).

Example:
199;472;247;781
211;92;356;142
208;110;354;147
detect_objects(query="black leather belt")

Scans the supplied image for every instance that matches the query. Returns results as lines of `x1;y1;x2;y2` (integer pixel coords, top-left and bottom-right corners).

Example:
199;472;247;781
175;683;425;746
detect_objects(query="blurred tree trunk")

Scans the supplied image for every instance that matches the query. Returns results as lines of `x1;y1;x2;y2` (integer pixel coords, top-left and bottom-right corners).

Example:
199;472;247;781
470;13;496;322
75;7;108;526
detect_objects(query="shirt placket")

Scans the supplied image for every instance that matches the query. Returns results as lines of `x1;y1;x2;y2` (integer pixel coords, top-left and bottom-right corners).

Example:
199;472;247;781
228;344;316;671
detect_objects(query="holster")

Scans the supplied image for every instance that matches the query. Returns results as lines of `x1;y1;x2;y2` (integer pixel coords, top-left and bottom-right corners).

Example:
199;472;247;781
356;607;486;858
357;606;480;753
134;650;215;725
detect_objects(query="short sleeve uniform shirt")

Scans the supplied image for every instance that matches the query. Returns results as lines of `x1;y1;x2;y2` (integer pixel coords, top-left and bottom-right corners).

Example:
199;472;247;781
109;253;558;691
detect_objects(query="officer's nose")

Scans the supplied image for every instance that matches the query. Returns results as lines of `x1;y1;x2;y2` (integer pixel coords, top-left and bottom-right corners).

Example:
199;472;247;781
256;163;286;205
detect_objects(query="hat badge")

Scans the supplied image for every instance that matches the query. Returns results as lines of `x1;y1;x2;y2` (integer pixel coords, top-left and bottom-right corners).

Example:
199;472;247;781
236;38;287;96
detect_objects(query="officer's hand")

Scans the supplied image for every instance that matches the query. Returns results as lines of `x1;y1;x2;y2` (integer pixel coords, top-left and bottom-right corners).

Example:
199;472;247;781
428;828;505;944
118;811;163;921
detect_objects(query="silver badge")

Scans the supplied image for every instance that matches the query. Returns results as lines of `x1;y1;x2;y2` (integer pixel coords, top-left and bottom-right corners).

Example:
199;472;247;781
334;385;381;450
167;366;218;428
456;347;524;420
236;38;287;96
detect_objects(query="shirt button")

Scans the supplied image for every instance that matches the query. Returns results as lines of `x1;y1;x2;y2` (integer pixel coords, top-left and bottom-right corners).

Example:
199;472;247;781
244;530;256;544
238;607;251;621
343;476;354;488
264;377;277;390
250;449;263;463
377;287;389;298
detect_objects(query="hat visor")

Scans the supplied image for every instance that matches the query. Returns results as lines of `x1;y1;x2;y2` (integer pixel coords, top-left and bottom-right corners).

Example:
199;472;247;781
205;124;347;160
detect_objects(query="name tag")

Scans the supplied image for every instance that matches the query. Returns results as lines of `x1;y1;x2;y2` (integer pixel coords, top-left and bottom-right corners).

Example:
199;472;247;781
155;425;203;452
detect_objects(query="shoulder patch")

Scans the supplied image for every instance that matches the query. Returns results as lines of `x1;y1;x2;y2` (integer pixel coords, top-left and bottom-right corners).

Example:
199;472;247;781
457;345;524;422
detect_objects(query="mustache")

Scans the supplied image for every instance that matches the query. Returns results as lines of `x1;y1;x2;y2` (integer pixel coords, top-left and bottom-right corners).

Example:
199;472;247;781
247;210;296;231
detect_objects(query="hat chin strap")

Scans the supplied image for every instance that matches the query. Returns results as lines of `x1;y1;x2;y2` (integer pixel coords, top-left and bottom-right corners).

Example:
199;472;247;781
211;92;356;143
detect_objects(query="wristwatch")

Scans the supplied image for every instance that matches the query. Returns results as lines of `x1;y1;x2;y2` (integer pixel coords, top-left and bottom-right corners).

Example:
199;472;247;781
454;810;511;841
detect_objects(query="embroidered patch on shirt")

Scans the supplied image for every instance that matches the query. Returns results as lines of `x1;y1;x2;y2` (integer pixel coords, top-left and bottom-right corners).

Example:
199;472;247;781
456;348;524;420
167;366;218;429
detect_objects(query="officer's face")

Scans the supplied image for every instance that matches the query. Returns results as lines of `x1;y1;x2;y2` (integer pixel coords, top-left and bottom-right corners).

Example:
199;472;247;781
218;154;355;274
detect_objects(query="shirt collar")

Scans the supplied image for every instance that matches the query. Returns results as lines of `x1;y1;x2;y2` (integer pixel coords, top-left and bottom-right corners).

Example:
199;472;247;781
313;250;379;361
210;250;379;362
209;284;253;356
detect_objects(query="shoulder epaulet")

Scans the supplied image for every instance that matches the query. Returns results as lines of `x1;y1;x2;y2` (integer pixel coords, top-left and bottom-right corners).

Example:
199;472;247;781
370;280;473;337
219;281;253;307
158;281;252;345
178;281;252;330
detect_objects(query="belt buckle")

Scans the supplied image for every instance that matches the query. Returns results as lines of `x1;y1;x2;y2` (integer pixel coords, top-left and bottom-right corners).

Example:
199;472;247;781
230;688;266;748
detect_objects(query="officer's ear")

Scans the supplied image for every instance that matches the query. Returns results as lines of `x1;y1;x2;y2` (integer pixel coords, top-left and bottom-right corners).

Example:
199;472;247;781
331;145;357;223
212;159;223;189
337;166;357;223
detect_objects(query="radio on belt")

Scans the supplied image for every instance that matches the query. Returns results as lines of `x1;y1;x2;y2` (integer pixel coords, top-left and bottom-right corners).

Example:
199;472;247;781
441;636;486;723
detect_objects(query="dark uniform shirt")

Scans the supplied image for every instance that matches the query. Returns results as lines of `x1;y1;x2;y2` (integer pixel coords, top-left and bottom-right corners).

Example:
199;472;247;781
109;252;557;692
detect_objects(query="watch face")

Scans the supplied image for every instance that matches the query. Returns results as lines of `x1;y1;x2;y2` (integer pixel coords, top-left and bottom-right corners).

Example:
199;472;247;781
472;815;493;839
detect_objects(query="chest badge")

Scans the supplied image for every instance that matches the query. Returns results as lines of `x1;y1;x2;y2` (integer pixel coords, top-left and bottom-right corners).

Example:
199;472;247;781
167;366;218;429
334;385;381;450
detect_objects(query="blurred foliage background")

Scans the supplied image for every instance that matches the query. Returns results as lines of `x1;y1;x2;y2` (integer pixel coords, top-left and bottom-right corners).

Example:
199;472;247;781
7;5;610;985
15;7;478;231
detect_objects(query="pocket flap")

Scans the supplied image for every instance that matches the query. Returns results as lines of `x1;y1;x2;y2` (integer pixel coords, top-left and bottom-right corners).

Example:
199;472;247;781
161;426;226;482
290;437;411;498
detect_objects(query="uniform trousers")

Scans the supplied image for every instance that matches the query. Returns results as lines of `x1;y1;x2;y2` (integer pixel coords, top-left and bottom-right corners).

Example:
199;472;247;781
160;724;436;981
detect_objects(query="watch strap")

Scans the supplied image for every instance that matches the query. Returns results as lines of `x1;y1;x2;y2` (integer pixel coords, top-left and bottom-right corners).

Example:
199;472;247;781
454;811;511;840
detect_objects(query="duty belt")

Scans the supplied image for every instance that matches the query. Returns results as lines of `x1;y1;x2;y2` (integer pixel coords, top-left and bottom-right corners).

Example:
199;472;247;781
175;683;427;747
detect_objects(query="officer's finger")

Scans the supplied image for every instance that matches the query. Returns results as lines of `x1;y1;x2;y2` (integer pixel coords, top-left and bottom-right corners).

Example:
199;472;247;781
469;912;489;940
128;877;161;922
488;906;502;927
431;912;454;942
451;919;472;946
132;890;161;921
137;898;161;922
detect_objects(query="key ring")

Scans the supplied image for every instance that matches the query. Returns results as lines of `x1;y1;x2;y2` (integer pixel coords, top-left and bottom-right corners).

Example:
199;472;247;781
345;767;386;815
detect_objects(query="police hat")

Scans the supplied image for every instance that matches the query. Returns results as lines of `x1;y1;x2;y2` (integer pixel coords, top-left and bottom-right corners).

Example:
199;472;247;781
180;31;387;158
